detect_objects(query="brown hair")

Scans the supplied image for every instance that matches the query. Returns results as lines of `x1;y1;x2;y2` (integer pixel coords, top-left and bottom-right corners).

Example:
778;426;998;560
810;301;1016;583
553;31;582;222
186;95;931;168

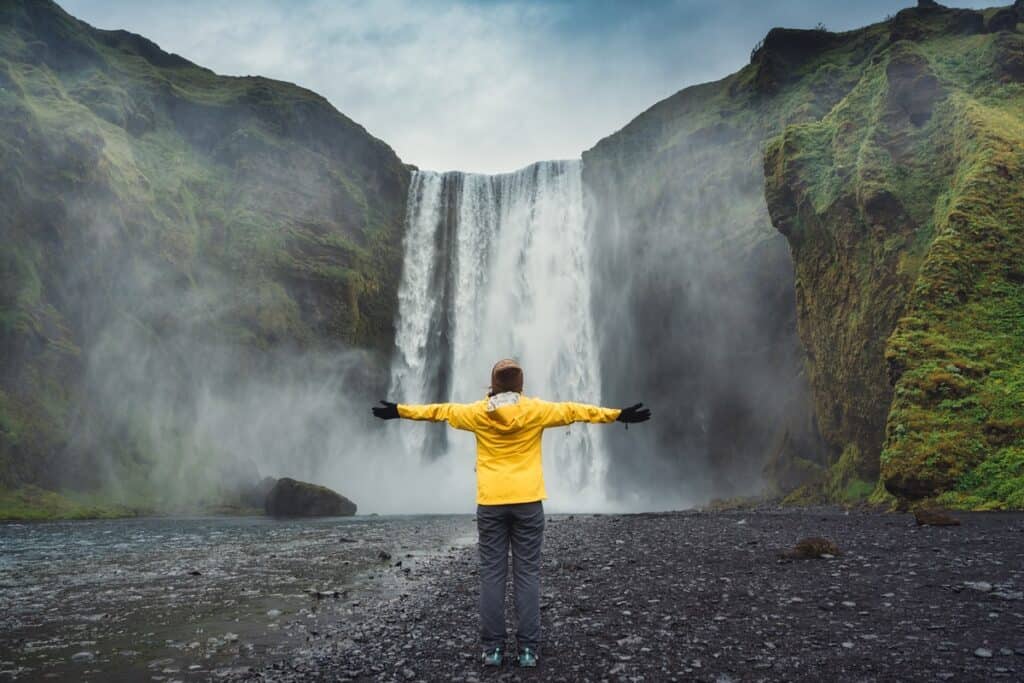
489;358;523;396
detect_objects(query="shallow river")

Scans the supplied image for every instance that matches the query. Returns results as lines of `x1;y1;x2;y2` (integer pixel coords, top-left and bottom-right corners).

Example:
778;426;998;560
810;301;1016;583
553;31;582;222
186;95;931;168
0;514;476;681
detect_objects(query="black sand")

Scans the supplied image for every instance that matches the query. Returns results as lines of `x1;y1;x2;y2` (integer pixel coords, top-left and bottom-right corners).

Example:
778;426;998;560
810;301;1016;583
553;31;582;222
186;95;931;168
234;508;1024;682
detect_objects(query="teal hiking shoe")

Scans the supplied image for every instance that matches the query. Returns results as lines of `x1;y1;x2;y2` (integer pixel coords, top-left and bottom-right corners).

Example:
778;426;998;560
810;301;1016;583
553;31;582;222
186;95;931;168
482;647;503;667
517;647;538;668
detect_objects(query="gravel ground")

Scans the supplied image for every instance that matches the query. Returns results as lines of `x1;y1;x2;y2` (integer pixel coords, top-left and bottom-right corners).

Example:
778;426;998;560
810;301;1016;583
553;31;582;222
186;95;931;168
234;508;1024;682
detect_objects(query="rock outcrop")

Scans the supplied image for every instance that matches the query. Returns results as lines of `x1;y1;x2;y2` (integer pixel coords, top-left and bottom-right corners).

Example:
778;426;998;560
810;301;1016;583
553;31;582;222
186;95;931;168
764;4;1024;507
586;2;1023;509
264;477;356;517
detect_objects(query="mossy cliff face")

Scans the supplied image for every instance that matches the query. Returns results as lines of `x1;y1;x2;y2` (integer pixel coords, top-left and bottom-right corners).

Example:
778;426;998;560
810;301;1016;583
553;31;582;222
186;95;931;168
0;0;409;493
581;19;889;501
765;3;1024;507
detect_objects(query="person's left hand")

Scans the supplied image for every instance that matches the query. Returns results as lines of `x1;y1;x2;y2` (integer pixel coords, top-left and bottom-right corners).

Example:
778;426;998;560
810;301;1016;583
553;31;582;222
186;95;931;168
372;400;400;420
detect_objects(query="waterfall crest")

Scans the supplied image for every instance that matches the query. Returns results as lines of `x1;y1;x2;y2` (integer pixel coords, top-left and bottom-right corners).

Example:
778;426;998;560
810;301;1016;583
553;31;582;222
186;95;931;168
390;160;607;507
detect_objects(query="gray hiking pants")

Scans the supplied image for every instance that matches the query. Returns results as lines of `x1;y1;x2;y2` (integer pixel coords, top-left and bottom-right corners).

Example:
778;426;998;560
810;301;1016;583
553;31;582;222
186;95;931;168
477;501;545;651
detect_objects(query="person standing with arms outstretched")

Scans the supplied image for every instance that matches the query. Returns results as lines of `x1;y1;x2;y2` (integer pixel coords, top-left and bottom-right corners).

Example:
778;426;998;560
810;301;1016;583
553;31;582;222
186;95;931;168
372;358;651;669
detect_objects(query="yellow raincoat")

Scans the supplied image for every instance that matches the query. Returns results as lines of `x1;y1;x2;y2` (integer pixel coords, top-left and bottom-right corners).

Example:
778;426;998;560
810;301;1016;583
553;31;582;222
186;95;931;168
398;393;621;505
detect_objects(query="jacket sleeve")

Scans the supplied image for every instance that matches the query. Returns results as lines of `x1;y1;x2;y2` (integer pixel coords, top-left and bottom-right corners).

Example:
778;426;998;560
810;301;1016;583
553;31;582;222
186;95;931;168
397;403;477;431
538;401;621;428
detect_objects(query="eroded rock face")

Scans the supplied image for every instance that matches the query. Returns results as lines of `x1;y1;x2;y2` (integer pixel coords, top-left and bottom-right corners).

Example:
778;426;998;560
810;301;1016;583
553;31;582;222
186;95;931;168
264;478;356;517
986;8;1019;34
766;11;1024;507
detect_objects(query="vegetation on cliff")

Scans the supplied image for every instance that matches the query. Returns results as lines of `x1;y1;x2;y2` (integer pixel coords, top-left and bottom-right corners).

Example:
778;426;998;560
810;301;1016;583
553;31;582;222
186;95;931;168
586;1;1022;509
0;0;409;513
765;2;1023;508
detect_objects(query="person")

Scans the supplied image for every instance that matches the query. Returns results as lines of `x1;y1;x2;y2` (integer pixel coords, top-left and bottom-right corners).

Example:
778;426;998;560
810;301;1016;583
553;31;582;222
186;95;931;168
371;358;651;669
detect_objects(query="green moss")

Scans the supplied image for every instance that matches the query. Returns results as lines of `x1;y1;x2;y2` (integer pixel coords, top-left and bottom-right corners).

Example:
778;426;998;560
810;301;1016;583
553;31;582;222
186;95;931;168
765;10;1024;508
0;485;148;521
935;447;1024;510
782;443;876;506
881;91;1024;505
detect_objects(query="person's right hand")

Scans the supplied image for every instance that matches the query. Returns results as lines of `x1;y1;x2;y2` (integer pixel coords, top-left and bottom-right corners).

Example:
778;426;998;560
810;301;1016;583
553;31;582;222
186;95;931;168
372;400;400;420
617;403;651;424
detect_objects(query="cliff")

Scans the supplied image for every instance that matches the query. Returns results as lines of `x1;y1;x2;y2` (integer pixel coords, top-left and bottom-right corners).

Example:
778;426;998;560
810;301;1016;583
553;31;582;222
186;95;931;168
0;0;410;500
765;2;1023;508
585;2;1023;508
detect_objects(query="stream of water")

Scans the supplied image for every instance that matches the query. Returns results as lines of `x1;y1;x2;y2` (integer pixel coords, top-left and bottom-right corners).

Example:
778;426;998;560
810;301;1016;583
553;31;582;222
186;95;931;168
0;515;474;681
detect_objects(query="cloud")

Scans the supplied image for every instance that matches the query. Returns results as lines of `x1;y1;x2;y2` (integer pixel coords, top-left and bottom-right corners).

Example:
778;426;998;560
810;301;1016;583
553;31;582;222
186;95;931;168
59;0;992;173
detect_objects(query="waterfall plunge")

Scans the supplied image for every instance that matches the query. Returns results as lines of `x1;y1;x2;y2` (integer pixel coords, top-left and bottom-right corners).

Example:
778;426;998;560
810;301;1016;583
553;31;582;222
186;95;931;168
389;160;609;511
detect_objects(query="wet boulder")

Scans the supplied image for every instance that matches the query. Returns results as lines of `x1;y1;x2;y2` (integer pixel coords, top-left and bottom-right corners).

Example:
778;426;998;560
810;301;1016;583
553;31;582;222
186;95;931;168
913;508;960;526
240;476;278;509
264;477;357;517
781;537;841;559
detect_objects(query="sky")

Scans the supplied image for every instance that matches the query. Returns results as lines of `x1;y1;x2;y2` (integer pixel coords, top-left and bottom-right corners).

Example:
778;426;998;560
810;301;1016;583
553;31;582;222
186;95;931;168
61;0;993;174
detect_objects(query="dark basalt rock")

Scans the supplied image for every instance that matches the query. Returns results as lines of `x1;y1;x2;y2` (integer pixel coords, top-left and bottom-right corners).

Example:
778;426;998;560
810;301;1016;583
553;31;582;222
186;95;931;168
780;536;841;559
987;8;1019;34
264;477;356;517
890;6;984;43
751;27;842;93
914;508;961;526
240;476;279;509
885;48;944;128
994;32;1024;82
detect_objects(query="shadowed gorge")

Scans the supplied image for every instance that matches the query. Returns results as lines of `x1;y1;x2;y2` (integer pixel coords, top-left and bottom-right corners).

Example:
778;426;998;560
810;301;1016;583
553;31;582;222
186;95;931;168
0;0;1022;516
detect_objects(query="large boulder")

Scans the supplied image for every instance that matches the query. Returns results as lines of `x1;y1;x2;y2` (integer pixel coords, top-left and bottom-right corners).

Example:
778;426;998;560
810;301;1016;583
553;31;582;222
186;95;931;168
264;477;357;517
240;476;278;509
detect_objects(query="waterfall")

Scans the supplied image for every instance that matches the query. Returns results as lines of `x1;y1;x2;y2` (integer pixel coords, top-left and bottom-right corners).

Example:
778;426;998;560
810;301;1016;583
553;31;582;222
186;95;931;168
390;160;607;508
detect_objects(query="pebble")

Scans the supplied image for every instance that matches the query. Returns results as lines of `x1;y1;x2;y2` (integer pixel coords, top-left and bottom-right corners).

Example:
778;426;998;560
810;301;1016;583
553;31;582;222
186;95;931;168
195;509;1024;682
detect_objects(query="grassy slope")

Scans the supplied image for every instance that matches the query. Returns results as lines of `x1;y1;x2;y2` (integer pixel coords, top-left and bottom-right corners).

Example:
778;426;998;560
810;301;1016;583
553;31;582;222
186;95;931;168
0;0;410;516
765;5;1024;508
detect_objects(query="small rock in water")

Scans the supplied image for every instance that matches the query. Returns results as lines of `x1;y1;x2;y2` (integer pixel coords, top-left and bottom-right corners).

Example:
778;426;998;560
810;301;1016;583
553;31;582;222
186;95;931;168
974;648;993;658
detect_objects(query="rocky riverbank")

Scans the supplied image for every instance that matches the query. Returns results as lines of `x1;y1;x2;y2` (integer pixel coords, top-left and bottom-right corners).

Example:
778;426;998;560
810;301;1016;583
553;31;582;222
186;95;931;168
233;508;1024;682
0;515;476;681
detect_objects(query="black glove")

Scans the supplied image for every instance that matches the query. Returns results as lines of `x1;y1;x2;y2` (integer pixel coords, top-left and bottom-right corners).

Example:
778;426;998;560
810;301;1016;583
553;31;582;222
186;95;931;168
617;403;651;426
372;400;400;420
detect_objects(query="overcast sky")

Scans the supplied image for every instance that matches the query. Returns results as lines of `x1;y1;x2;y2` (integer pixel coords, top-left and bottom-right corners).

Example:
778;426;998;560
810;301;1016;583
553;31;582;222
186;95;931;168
61;0;992;173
